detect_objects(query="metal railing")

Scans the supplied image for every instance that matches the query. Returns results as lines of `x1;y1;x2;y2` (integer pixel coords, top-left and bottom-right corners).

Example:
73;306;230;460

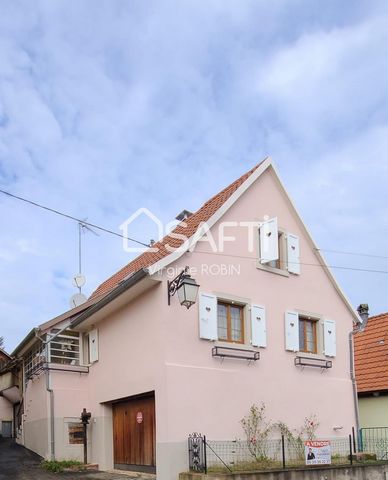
188;432;388;473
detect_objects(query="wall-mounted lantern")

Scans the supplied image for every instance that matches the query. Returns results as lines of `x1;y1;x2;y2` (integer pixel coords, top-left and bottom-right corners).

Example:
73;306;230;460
167;266;200;309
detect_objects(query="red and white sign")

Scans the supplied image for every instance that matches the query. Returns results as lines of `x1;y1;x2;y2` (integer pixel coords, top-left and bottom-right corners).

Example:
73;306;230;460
305;440;331;465
136;411;143;424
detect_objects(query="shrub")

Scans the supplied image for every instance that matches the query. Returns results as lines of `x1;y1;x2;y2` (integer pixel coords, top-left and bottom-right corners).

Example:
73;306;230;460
240;403;272;462
41;460;84;473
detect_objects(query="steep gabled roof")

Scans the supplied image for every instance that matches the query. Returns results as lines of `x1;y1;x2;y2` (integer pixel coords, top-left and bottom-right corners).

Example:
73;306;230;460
85;158;359;327
354;312;388;393
90;161;264;299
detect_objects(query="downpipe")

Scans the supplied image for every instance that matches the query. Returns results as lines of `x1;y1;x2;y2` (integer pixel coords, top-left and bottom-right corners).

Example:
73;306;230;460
45;353;55;460
349;329;360;439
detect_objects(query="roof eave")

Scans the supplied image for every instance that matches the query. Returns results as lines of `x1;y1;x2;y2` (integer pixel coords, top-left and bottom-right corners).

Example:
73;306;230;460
71;269;149;328
11;328;39;357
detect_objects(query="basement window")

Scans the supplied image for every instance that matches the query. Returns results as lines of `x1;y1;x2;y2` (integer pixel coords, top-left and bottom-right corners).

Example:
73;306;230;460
49;330;80;366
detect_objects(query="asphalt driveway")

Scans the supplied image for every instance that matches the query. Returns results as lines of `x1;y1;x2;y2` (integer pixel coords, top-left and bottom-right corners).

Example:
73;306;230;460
0;438;153;480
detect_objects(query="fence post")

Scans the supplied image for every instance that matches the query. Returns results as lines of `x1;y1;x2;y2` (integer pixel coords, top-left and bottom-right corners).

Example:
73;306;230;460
358;429;363;453
281;434;286;469
349;434;353;465
352;426;356;453
203;435;207;474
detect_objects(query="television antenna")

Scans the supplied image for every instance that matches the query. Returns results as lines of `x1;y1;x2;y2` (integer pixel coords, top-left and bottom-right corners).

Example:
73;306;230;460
70;220;99;307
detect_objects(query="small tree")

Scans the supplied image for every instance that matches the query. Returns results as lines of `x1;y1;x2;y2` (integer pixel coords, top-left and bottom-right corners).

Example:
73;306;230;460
275;415;319;460
240;403;272;462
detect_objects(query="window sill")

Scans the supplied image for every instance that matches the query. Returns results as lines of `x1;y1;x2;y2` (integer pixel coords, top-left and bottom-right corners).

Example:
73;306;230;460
295;351;330;361
214;341;259;351
46;363;89;374
256;262;290;277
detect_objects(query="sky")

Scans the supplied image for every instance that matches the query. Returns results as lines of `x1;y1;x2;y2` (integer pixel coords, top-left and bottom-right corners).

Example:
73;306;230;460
1;0;388;352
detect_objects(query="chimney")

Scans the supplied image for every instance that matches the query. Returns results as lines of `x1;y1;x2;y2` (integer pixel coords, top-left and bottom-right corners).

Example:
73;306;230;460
175;210;193;222
357;304;369;328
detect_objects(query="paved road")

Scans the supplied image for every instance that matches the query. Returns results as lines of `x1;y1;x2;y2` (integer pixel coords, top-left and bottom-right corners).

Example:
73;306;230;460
0;438;152;480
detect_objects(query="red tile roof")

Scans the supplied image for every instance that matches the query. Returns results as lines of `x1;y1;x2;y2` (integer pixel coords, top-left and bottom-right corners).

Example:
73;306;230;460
91;161;265;299
354;312;388;393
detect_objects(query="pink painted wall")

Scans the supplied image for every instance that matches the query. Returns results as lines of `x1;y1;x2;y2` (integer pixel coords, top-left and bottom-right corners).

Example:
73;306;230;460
159;167;356;440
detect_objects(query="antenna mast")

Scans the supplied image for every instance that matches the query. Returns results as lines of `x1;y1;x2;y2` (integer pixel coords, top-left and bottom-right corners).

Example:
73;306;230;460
70;220;98;308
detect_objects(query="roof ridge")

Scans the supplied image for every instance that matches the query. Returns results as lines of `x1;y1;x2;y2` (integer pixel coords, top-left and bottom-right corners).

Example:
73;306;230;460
368;312;388;320
90;161;265;299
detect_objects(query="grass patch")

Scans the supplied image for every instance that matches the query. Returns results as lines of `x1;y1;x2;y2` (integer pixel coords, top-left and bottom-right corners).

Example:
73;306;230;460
41;460;85;473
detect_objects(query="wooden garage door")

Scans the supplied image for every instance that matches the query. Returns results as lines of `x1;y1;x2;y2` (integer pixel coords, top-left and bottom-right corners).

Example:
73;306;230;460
113;394;155;472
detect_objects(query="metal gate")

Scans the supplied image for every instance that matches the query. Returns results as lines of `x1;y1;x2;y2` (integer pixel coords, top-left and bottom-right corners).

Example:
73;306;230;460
188;433;207;473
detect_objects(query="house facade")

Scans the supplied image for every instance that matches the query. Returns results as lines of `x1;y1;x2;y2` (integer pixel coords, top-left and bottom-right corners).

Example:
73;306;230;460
7;158;359;479
354;310;388;427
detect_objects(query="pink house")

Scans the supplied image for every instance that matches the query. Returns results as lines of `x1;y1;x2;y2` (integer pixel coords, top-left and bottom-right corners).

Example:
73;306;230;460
5;158;359;479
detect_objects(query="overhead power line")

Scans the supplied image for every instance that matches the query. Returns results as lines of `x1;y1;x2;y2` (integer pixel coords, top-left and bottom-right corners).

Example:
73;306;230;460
316;248;388;260
0;189;150;248
193;249;388;275
1;189;387;268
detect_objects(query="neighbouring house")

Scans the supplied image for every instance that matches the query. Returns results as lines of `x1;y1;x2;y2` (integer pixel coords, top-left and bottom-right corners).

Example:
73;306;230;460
8;158;360;479
0;347;16;438
354;307;388;428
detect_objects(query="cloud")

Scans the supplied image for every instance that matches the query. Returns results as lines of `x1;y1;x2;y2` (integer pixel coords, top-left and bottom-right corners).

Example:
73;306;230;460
0;0;388;350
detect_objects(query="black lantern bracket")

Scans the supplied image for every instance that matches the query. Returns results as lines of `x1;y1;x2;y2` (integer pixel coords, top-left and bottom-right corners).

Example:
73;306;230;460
167;266;200;309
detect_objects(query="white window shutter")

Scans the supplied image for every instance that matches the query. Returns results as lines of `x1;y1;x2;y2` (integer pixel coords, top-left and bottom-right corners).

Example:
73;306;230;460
251;305;266;347
323;320;336;357
259;217;279;264
285;311;299;351
89;329;99;363
199;293;218;340
287;233;300;274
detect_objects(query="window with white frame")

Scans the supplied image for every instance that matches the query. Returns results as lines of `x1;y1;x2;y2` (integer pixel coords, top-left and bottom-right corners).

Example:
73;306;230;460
199;293;267;348
48;329;80;366
258;217;300;274
284;311;336;357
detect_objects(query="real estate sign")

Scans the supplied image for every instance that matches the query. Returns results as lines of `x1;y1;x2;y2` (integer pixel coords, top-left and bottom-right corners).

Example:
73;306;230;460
305;440;331;465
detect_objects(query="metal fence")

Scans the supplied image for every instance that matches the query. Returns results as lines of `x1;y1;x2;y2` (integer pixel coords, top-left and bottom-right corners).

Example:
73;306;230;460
188;432;388;474
360;427;388;460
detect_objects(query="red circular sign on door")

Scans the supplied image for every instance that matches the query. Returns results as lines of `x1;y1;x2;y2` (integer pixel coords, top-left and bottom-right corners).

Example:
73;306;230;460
136;411;143;424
